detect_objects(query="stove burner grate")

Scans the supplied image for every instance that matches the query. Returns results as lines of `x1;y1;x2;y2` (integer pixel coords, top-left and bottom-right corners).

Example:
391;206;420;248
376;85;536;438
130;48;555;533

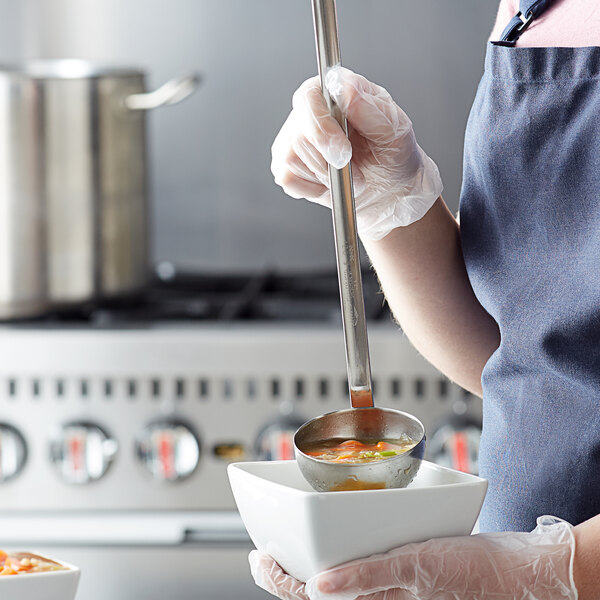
3;268;392;326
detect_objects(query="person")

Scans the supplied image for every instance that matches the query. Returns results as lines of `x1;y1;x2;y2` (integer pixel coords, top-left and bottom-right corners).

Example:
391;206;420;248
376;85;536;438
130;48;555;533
249;0;600;598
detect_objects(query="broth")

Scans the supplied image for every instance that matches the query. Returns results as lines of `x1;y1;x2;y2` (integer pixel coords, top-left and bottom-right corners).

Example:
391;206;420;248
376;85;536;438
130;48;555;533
302;436;416;464
330;477;386;491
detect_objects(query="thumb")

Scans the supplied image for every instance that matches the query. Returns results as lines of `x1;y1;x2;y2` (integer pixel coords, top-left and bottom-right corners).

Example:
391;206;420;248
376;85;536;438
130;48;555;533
325;66;412;146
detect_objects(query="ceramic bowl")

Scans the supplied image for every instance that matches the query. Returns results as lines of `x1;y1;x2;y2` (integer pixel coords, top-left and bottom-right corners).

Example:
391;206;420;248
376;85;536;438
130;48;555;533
0;554;80;600
228;459;487;582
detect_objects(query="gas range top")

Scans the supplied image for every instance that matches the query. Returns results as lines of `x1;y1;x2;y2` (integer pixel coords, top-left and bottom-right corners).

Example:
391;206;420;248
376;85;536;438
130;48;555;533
5;267;391;328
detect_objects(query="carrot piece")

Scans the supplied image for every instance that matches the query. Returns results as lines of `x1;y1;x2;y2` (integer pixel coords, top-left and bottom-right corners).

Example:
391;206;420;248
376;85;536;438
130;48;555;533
376;441;391;451
339;440;366;448
335;454;356;460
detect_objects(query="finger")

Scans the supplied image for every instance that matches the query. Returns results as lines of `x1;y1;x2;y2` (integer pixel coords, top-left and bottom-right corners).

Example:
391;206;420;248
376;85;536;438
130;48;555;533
249;551;310;600
291;135;330;187
271;106;364;205
359;591;418;600
325;66;412;146
271;112;329;190
289;123;367;196
273;166;329;200
306;575;416;600
293;77;352;169
272;129;327;199
285;152;325;185
306;542;430;598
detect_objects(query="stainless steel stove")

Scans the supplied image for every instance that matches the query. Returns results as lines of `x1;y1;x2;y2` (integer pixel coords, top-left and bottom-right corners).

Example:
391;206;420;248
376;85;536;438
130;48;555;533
0;270;481;600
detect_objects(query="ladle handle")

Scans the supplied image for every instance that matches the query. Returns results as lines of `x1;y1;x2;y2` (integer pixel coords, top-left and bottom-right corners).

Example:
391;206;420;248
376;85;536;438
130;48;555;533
311;0;374;409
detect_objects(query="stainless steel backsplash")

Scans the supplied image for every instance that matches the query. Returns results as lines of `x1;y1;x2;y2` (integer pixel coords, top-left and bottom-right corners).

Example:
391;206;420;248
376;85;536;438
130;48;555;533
0;0;498;272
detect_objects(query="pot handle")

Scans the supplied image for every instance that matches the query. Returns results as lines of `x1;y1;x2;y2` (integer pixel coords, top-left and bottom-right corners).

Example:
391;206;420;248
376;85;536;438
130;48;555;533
124;72;201;110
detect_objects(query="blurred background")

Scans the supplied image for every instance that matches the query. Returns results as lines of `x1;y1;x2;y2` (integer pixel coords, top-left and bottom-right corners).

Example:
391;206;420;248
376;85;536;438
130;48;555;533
0;2;499;599
0;0;497;272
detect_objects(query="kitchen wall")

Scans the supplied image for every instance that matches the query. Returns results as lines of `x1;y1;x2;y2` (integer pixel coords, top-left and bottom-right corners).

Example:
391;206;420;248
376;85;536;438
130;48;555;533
0;0;499;272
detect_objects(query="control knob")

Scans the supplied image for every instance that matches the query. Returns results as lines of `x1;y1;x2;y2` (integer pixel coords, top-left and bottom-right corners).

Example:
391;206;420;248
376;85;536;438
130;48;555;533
136;420;200;482
49;422;118;484
0;423;27;483
255;413;306;461
428;401;482;474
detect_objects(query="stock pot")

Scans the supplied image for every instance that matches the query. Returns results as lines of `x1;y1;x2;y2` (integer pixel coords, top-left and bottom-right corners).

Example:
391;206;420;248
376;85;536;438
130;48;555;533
0;60;199;319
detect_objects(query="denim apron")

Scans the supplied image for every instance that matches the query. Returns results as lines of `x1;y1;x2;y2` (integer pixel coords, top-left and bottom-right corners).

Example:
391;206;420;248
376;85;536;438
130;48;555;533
459;0;600;532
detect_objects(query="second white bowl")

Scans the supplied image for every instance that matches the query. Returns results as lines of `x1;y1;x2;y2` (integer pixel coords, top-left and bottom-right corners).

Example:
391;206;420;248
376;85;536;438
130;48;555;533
0;554;80;600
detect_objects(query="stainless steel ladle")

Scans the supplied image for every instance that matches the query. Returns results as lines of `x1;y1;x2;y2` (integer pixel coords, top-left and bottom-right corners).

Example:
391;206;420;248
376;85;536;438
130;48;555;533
293;0;425;492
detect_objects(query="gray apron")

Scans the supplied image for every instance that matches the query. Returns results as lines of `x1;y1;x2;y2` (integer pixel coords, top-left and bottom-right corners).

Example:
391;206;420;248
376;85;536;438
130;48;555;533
459;0;600;532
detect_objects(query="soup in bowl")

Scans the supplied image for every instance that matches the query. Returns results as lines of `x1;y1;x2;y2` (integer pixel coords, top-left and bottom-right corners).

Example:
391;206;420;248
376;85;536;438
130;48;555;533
0;550;80;600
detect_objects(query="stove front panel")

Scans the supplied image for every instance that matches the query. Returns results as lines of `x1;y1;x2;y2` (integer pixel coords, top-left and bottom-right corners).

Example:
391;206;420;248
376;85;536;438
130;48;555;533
0;324;480;510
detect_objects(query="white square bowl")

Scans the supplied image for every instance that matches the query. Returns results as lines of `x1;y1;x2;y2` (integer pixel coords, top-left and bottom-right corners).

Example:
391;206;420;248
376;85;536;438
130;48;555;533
0;555;80;600
228;459;487;582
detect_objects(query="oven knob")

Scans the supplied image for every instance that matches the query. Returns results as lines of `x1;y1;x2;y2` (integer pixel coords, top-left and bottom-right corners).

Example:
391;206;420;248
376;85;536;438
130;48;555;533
136;420;200;482
255;415;306;461
428;407;482;475
0;423;27;483
49;422;118;484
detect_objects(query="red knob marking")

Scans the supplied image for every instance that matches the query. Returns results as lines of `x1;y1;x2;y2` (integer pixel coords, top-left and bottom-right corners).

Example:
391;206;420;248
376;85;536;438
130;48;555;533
69;434;83;473
158;433;175;480
278;432;294;461
451;431;470;473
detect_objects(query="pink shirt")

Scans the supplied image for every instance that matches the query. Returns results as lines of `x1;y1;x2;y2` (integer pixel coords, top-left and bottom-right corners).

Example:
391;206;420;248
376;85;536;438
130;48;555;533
490;0;600;46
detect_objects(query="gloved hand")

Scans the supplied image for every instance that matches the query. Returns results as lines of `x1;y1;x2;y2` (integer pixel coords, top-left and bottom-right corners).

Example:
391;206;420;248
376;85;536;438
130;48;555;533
249;516;577;600
270;66;443;241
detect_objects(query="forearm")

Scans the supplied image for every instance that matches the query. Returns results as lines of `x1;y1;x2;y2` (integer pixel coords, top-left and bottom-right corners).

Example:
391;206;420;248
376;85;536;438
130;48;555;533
573;514;600;599
362;197;500;397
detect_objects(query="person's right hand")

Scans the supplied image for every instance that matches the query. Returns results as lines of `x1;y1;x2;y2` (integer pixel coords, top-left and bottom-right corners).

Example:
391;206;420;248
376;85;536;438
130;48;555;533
271;66;443;241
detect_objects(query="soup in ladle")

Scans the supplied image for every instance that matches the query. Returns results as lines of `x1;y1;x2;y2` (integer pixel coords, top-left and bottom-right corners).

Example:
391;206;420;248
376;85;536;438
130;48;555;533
302;436;417;465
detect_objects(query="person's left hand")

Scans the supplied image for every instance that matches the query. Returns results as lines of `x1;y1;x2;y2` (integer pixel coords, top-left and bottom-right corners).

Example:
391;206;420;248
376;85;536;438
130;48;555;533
249;516;577;600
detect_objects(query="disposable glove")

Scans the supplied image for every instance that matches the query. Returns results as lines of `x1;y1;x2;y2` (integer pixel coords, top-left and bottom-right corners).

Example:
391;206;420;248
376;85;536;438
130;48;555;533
249;515;577;600
270;66;443;241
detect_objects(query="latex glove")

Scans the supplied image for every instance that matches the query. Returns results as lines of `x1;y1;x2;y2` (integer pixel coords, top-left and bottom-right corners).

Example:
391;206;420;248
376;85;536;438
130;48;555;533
270;66;443;241
249;516;577;600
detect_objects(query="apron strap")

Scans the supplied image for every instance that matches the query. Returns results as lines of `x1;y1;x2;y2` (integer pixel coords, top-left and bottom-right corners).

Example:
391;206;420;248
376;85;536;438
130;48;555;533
494;0;560;46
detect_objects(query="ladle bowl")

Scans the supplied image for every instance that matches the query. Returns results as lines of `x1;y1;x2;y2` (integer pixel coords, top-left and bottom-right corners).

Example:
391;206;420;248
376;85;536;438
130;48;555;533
294;407;426;492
